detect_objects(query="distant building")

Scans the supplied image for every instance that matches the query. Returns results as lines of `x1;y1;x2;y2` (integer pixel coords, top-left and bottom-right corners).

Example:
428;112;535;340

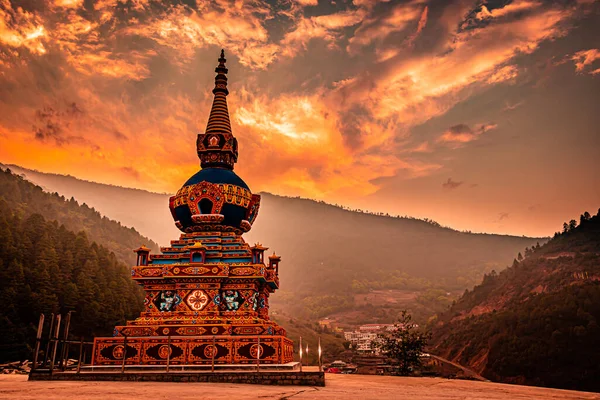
344;324;397;353
358;324;396;332
318;319;332;328
318;318;339;330
345;331;378;352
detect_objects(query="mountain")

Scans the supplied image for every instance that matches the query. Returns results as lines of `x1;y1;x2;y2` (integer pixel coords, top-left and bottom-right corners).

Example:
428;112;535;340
0;172;144;362
4;164;544;324
430;210;600;392
0;166;159;265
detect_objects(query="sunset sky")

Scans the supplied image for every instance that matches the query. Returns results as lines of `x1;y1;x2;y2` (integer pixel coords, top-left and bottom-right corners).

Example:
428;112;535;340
0;0;599;237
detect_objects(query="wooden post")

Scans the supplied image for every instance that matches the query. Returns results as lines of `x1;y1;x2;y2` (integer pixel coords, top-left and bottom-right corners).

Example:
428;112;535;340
256;336;260;372
50;314;62;372
60;311;72;370
32;314;45;372
77;337;84;374
299;336;303;373
166;335;171;373
43;313;55;368
121;336;128;374
211;336;215;373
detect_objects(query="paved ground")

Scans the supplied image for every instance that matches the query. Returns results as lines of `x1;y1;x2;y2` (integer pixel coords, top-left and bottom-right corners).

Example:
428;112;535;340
1;372;599;399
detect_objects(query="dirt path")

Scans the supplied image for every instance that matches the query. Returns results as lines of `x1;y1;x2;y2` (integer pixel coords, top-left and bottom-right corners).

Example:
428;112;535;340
429;354;488;381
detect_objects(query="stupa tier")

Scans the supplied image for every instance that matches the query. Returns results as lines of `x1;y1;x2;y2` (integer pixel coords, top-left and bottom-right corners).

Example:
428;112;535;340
91;51;293;366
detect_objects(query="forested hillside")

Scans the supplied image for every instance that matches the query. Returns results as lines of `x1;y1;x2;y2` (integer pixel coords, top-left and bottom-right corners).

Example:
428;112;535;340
0;201;144;362
0;168;158;265
430;210;600;392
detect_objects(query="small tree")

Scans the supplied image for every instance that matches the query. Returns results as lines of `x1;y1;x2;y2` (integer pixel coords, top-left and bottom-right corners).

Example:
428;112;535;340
569;219;578;231
580;211;591;225
376;310;430;376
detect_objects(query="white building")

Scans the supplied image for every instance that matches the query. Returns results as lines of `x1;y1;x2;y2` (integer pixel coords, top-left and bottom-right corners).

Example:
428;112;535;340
344;324;395;352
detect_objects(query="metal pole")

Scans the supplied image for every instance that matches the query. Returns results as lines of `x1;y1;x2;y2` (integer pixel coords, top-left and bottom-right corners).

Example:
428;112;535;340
60;311;72;370
299;336;303;373
121;336;128;374
166;335;171;373
50;314;62;372
256;336;260;372
32;314;45;372
77;337;84;374
318;336;322;372
211;336;215;373
43;313;55;367
305;343;309;367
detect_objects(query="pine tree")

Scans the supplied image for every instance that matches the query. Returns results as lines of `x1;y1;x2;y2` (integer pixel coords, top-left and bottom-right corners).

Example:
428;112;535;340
0;200;144;361
376;310;430;375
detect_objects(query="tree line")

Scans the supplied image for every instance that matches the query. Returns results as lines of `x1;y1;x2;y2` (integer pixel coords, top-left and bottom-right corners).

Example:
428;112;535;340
0;168;158;265
0;171;145;362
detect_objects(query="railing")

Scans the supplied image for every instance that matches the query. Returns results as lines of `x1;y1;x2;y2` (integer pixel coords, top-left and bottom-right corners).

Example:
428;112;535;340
30;313;95;374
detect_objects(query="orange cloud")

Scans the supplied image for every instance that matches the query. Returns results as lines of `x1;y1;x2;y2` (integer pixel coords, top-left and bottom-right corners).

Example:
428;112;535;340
475;0;541;20
232;90;404;197
295;0;318;6
0;0;47;55
347;1;426;54
52;0;84;9
487;65;519;84
571;49;600;75
124;1;278;70
0;0;594;208
332;3;576;133
281;8;366;56
437;123;497;148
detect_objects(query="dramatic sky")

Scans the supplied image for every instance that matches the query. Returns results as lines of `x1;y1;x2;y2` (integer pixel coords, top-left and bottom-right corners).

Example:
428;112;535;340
0;0;599;237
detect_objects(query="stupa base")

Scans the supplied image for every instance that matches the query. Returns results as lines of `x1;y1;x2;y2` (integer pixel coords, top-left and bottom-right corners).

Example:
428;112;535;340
92;335;293;366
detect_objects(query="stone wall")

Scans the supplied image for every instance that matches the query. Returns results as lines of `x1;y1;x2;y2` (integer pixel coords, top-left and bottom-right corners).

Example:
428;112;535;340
29;371;325;387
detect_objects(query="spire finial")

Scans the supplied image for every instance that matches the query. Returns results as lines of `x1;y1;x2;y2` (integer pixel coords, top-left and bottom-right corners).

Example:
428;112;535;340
218;49;226;68
196;50;238;170
213;49;228;95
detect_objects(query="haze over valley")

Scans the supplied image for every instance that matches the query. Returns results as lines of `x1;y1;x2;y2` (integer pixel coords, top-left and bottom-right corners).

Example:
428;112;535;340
3;163;544;325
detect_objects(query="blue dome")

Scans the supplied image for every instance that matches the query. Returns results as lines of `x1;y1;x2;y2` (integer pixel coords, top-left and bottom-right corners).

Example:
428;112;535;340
170;167;255;233
184;168;249;190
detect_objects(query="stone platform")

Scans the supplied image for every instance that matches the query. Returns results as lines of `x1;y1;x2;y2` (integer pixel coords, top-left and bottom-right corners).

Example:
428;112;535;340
28;370;324;387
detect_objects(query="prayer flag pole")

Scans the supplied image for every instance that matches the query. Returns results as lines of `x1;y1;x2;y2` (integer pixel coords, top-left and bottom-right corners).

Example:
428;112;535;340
299;336;303;372
318;336;322;372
